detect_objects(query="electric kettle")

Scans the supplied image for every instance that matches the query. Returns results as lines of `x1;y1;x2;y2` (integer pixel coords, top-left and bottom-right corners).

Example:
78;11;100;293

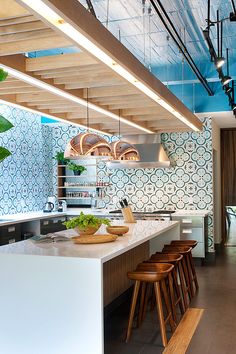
43;202;54;213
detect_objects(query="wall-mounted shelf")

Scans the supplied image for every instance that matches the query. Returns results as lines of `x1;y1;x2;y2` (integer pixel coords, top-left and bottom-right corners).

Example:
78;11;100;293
58;186;109;189
58;197;98;200
57;160;110;207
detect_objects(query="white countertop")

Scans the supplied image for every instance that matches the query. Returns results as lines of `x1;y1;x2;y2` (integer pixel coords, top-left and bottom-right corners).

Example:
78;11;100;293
0;208;210;227
0;220;179;263
173;210;210;217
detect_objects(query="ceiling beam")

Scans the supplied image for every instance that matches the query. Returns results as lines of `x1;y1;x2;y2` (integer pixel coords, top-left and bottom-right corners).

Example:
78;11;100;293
0;15;35;26
26;52;98;71
0;54;154;134
0;34;71;55
0;0;29;18
16;0;202;131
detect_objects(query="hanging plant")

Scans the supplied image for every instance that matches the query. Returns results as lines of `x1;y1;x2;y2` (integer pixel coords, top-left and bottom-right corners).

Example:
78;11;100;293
0;70;14;162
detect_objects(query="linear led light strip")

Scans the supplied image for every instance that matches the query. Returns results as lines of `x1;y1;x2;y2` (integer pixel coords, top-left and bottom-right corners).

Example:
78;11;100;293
0;98;111;136
0;64;153;134
18;0;200;132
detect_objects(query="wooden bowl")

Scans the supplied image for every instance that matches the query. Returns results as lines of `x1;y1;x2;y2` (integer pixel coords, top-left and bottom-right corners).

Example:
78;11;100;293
106;225;129;236
74;226;100;236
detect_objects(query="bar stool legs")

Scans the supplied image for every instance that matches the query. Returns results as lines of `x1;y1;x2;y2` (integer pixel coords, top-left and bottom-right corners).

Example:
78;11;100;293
126;281;141;342
170;240;199;294
126;263;175;347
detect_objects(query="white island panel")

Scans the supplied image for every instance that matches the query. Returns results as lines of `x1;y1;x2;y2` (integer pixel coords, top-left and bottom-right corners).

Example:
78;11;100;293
0;254;103;354
0;220;180;354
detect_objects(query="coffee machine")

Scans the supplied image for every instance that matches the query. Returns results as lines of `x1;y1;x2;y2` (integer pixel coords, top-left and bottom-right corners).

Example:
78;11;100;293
58;200;67;212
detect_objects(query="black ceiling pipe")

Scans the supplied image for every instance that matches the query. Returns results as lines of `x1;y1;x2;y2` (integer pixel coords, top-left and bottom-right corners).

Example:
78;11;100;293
85;0;97;18
150;0;214;96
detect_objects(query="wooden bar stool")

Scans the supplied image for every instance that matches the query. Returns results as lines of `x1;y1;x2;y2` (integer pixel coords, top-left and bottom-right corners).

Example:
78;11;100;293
126;262;175;347
170;240;199;292
162;245;193;303
136;261;177;327
145;253;185;321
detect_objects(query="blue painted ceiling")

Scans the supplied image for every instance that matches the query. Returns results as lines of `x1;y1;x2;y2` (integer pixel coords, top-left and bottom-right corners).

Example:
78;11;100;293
32;0;236;114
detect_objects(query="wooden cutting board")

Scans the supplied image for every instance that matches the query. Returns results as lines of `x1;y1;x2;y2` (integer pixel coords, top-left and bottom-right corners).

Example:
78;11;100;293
72;234;118;244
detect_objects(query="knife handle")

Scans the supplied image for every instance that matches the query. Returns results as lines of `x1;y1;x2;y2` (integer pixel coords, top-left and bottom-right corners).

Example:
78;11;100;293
119;200;125;208
123;198;128;207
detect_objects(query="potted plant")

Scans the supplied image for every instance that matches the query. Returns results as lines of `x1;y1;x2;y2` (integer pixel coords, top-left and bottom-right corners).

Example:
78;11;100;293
0;69;14;163
53;151;70;165
63;212;111;235
67;162;87;175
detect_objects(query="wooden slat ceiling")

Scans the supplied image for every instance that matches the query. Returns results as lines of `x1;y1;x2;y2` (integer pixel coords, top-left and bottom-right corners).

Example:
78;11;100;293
0;0;202;135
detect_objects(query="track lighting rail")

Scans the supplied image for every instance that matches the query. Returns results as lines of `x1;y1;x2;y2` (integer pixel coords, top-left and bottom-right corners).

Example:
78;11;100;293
150;0;214;96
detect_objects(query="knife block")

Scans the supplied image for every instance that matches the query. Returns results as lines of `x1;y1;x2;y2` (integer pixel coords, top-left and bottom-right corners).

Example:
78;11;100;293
122;206;136;223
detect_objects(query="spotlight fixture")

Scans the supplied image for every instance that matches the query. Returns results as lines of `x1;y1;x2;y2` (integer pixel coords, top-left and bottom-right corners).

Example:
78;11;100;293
215;57;225;68
225;85;232;93
222;76;232;86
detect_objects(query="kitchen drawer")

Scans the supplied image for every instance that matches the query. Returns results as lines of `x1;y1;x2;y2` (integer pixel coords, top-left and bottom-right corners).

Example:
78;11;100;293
173;216;203;228
50;217;67;232
40;217;67;235
40;219;52;235
0;224;21;245
180;227;203;242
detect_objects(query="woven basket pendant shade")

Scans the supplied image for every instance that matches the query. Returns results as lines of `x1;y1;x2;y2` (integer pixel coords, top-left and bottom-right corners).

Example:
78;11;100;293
111;140;140;161
64;132;113;159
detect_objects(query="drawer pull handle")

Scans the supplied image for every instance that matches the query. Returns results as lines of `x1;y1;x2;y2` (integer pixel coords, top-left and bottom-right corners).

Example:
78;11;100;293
182;219;192;224
8;238;16;244
8;226;15;233
182;229;192;234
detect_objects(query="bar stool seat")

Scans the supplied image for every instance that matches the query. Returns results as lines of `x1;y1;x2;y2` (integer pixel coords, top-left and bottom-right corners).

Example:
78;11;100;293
126;262;175;347
170;240;198;248
170;240;199;291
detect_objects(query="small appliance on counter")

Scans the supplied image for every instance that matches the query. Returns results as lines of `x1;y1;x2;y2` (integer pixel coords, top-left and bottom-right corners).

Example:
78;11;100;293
119;198;136;223
43;201;54;213
47;196;56;211
58;200;67;212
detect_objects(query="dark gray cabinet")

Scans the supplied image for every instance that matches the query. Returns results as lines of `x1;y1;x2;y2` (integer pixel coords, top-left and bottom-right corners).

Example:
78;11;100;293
0;223;21;246
40;216;67;235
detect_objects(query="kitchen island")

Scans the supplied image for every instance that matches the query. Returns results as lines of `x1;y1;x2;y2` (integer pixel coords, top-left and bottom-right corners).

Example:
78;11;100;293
0;220;179;354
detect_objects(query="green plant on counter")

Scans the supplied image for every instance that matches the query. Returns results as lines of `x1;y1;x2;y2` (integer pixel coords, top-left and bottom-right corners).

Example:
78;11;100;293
53;151;70;165
67;162;87;174
63;212;111;230
0;69;14;163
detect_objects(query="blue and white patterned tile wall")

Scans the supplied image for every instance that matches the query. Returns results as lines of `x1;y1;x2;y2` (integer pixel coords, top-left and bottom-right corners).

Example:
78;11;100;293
0;106;214;250
0;104;53;215
104;118;212;211
102;117;214;251
49;118;214;251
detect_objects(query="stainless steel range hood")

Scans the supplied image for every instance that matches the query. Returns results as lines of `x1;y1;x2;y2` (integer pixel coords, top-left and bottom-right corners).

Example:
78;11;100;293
107;135;171;169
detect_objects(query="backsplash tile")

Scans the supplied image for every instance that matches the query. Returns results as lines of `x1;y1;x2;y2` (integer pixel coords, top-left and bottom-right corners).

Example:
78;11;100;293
0;105;53;215
50;118;214;251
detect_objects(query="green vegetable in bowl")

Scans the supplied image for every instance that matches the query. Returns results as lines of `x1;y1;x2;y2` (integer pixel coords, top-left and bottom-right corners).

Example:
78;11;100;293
63;212;111;230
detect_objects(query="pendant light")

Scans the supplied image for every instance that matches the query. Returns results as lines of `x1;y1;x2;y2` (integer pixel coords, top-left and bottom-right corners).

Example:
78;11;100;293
64;88;113;159
110;110;140;161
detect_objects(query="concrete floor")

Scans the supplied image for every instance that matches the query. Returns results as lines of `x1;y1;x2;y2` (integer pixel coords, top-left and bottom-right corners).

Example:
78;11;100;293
105;247;236;354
